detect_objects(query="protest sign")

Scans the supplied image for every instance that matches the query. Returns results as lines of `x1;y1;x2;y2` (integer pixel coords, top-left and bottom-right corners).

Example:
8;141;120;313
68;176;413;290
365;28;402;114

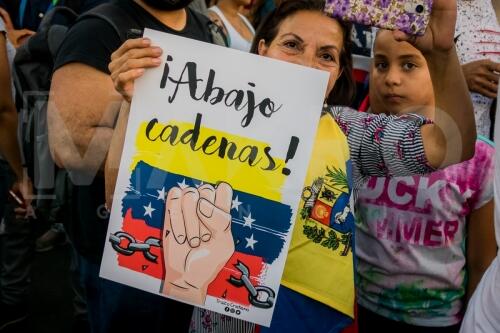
100;28;328;326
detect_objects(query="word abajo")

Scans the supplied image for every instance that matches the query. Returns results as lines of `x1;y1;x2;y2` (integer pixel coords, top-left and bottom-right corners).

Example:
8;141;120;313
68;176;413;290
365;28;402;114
160;56;283;128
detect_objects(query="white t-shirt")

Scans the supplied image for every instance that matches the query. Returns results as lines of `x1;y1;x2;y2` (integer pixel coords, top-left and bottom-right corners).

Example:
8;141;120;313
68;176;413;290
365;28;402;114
356;138;494;327
460;85;500;333
208;6;255;52
455;0;500;137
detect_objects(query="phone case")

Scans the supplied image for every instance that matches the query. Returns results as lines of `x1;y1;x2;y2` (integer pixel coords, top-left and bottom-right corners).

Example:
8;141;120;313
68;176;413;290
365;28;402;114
324;0;433;36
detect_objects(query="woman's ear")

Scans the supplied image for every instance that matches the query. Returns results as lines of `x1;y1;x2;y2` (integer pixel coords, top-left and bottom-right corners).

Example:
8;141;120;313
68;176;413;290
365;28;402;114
258;39;268;56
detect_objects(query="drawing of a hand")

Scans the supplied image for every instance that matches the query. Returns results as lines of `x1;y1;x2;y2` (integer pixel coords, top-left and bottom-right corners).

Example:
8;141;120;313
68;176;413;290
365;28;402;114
161;182;235;305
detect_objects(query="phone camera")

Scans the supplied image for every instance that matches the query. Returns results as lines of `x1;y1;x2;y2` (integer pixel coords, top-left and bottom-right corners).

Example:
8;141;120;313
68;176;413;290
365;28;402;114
415;4;424;13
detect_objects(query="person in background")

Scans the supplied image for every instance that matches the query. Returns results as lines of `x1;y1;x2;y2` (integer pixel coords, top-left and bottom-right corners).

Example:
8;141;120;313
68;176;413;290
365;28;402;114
0;14;33;331
356;29;497;333
456;0;500;138
208;0;255;51
47;0;226;331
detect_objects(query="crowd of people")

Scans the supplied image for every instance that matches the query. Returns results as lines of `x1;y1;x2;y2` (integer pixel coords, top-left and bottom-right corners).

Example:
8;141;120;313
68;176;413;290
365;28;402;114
0;0;499;332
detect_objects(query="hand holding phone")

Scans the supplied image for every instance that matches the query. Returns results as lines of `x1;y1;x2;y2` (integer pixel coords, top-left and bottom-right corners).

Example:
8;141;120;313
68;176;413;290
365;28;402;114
324;0;433;36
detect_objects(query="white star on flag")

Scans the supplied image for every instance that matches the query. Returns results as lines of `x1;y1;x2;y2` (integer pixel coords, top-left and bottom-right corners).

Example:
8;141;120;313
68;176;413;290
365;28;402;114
245;234;258;250
177;179;188;189
156;187;166;201
195;181;204;188
243;213;255;229
231;196;242;211
144;202;156;218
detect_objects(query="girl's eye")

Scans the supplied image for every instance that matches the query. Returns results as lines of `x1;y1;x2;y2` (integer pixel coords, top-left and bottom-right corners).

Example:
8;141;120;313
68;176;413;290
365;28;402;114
375;62;388;70
402;62;417;71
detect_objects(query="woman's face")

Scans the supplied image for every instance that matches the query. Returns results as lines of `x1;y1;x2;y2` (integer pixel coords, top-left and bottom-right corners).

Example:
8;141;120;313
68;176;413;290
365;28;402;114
257;10;344;99
235;0;253;8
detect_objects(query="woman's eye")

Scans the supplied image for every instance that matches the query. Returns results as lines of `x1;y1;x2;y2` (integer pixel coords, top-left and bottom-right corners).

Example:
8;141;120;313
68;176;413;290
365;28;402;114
283;41;298;49
320;53;335;62
375;62;388;70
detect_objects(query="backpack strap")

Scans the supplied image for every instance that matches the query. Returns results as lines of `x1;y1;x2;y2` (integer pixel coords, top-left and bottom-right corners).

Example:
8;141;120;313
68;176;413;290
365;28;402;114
189;8;228;47
207;20;228;47
77;3;141;42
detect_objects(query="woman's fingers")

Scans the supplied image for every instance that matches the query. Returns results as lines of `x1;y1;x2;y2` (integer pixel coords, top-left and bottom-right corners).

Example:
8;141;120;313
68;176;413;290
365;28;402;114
110;38;151;61
113;69;144;102
108;40;162;101
109;46;162;74
111;57;161;82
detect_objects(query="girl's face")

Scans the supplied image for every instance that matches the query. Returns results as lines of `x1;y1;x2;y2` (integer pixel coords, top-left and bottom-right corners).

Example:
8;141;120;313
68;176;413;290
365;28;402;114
257;10;344;99
370;30;435;116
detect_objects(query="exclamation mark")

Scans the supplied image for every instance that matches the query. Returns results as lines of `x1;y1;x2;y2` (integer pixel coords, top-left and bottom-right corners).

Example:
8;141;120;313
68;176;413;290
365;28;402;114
160;55;173;89
282;136;300;176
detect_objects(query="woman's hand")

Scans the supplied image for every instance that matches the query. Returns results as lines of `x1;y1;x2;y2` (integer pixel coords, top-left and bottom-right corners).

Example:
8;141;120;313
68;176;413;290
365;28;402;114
108;38;163;103
393;0;457;54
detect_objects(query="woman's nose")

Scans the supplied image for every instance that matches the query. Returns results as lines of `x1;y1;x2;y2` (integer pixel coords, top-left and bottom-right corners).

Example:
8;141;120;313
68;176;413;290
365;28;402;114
294;52;315;68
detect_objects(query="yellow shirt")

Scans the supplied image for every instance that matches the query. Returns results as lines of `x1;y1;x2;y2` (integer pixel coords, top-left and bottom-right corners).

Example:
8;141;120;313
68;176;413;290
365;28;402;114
281;113;355;318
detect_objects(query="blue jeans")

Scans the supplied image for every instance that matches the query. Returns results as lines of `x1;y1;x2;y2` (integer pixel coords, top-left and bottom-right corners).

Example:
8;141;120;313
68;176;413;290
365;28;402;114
260;286;353;333
78;255;193;333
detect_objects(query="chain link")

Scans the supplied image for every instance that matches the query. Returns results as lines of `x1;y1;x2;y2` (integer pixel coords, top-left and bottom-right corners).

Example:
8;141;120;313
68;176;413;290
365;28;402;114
229;261;275;309
109;231;161;263
110;233;275;308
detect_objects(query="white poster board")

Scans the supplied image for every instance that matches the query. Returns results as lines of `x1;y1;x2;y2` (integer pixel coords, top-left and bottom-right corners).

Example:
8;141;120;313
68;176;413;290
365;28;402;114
100;28;328;327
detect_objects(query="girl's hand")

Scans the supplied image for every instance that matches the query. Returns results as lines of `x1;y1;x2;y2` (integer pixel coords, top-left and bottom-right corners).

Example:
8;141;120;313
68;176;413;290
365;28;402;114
108;37;163;103
393;0;457;54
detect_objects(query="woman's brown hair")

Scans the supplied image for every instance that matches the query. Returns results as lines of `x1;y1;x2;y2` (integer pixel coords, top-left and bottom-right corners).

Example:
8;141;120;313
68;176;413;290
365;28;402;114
250;0;356;106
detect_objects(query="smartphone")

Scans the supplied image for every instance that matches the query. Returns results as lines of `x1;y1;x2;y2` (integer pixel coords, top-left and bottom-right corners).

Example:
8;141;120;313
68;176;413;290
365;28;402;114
324;0;433;36
8;190;26;208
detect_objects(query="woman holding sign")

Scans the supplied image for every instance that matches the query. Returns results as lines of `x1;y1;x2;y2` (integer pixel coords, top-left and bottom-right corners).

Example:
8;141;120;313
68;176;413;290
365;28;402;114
105;0;476;332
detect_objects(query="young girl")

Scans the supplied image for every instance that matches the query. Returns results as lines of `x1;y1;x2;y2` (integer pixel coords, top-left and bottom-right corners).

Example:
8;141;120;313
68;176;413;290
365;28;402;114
356;29;497;332
105;1;477;332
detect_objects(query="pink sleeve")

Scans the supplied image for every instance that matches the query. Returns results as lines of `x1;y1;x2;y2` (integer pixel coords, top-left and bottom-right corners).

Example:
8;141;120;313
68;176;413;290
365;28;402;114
469;138;495;211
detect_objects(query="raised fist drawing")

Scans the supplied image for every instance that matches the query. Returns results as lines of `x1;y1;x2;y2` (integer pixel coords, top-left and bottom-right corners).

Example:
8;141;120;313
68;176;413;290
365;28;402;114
161;182;235;305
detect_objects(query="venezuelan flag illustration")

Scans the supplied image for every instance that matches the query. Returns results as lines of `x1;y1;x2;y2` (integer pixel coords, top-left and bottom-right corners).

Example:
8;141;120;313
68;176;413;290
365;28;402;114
112;119;293;307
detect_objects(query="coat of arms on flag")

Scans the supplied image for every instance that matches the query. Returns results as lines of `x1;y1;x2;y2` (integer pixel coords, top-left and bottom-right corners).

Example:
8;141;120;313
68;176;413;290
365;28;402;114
299;165;354;256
